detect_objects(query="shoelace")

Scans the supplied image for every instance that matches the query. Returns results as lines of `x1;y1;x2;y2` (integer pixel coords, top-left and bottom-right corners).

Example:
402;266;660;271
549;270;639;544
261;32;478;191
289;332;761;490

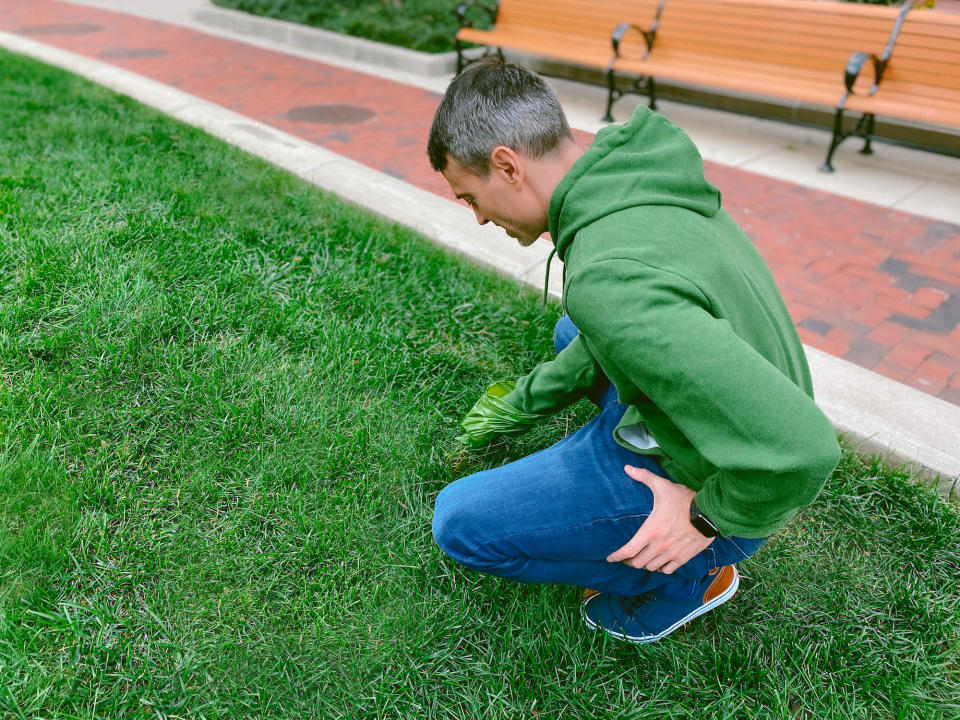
619;592;657;616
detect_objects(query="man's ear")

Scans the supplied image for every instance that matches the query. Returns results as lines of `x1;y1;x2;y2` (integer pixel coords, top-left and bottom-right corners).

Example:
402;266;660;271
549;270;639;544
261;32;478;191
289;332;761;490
489;146;524;187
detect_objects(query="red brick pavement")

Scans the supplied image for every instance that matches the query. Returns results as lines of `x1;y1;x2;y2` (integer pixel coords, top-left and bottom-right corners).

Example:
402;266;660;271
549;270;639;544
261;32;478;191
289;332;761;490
2;0;959;406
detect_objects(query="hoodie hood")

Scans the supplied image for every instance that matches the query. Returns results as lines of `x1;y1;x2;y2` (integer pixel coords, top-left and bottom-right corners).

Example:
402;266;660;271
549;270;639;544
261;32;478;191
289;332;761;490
549;105;721;262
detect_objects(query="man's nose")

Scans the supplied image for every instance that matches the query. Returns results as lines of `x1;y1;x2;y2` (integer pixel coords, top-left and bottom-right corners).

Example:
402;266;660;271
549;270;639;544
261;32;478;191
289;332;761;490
472;207;488;225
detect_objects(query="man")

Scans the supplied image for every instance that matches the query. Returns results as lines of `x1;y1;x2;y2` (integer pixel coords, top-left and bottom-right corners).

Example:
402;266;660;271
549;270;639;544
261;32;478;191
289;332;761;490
428;60;840;644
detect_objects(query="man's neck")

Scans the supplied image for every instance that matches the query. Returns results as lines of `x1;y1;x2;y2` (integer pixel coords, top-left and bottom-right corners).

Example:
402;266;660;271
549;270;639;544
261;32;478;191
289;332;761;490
526;140;585;216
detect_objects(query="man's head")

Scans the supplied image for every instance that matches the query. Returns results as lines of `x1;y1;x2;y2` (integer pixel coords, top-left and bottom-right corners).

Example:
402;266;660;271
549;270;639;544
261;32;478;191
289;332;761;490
428;60;580;246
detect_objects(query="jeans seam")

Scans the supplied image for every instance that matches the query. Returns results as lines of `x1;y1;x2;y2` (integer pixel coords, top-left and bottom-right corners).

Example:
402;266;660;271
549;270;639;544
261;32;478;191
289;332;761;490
728;537;748;560
463;512;650;562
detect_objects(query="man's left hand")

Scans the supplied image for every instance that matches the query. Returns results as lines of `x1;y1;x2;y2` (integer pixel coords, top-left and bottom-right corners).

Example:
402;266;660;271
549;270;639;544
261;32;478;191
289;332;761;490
606;465;714;574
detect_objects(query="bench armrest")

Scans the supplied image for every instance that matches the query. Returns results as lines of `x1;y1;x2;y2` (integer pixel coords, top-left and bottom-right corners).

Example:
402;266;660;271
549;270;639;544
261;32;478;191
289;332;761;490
847;1;911;93
611;22;654;58
611;0;665;59
456;0;499;30
844;51;884;95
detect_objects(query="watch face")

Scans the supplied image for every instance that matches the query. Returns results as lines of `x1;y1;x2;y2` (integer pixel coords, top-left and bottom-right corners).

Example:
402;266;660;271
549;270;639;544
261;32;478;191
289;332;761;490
690;501;719;538
691;515;718;538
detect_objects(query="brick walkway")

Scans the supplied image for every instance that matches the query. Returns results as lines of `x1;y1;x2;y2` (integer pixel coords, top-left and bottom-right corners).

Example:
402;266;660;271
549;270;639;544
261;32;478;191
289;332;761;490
2;0;959;405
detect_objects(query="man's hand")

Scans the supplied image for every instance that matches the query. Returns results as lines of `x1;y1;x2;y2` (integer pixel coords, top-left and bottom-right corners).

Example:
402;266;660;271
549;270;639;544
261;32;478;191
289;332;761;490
606;465;714;574
456;380;541;448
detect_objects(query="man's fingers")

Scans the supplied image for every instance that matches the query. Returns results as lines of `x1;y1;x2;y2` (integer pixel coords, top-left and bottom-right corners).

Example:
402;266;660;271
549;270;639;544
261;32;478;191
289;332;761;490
658;544;704;574
624;464;659;487
660;560;681;575
605;528;649;563
605;517;671;564
623;544;662;569
639;550;673;571
620;540;702;573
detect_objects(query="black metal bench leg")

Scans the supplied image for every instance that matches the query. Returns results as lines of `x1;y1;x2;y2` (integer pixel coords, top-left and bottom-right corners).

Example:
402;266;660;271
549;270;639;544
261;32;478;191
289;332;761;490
603;68;617;122
456;38;464;75
819;107;846;173
647;77;657;111
859;113;876;155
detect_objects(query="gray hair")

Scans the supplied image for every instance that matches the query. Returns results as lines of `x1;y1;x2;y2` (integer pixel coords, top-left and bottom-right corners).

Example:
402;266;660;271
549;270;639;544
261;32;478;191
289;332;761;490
427;59;573;177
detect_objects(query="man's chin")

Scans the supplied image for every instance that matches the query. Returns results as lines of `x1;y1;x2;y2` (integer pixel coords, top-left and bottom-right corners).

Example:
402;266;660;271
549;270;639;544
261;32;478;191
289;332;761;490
515;234;538;247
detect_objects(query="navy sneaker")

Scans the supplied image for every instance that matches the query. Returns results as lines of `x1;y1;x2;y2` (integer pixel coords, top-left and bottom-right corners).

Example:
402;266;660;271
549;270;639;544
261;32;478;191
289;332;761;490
581;565;739;644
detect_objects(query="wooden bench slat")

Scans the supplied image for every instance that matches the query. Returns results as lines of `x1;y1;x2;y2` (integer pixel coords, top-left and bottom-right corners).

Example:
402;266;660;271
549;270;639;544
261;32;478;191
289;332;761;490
647;36;884;69
885;58;960;83
892;37;960;56
657;5;899;37
845;96;960;128
865;93;960;113
878;72;960;95
458;25;615;50
660;5;898;27
658;0;899;18
895;13;960;38
655;19;896;48
458;27;615;67
618;56;848;105
496;0;657;33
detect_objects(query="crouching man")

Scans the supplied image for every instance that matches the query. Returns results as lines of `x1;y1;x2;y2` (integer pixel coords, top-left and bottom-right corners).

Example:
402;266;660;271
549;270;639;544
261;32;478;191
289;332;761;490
428;60;840;644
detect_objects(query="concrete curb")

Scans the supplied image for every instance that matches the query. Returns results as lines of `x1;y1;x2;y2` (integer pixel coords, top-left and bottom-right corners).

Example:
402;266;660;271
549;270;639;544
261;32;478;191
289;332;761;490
806;347;960;499
2;30;957;501
192;5;485;77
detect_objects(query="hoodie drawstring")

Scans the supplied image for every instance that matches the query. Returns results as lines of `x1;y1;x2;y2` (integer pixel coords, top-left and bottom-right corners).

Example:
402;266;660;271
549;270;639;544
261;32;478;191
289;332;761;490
542;246;558;307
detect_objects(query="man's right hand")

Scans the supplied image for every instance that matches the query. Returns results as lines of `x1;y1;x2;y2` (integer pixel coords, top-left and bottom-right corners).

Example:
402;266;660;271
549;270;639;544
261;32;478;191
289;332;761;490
456;380;541;448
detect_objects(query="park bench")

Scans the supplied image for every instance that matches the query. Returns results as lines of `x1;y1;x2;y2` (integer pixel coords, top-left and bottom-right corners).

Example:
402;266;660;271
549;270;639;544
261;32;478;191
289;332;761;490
456;0;959;172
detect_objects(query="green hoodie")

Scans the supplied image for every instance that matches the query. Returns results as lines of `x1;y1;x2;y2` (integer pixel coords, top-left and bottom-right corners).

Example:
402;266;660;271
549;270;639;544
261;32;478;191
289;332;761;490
503;106;840;539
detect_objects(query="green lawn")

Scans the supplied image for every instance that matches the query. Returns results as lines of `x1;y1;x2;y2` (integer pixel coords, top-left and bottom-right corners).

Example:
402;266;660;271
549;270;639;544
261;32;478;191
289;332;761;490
211;0;491;53
1;50;959;719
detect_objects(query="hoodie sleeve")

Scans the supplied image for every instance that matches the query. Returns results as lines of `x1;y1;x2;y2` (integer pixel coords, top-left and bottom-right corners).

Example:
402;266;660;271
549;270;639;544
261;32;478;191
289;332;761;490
503;332;608;415
565;259;840;538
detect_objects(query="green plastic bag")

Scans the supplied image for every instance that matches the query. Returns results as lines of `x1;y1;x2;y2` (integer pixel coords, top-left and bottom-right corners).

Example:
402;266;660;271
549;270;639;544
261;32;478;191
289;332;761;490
456;380;542;448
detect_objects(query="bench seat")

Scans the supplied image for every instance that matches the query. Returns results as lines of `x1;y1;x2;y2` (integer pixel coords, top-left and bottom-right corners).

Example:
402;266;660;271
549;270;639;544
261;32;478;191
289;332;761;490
846;91;960;131
618;51;858;109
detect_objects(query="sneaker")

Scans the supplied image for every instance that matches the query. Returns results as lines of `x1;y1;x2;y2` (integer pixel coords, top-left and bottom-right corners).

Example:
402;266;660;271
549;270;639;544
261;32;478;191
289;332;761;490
581;565;739;644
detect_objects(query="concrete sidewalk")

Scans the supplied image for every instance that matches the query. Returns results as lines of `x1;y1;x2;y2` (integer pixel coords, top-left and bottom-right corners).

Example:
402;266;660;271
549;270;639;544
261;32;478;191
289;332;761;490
0;0;958;494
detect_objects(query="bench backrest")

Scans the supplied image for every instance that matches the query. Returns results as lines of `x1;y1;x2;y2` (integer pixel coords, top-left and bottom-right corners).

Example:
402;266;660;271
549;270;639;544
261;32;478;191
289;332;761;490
883;10;960;97
652;0;900;77
495;0;662;40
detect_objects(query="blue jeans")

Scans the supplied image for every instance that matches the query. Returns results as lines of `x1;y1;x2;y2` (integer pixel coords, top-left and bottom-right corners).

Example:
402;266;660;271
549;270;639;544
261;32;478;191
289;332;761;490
433;316;766;599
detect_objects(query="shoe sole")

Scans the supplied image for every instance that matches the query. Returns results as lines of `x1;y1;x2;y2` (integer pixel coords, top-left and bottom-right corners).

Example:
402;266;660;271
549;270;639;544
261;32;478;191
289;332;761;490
581;566;740;644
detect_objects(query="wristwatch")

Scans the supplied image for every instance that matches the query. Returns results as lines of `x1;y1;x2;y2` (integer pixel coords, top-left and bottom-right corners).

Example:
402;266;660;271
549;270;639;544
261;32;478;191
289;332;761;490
689;497;720;538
